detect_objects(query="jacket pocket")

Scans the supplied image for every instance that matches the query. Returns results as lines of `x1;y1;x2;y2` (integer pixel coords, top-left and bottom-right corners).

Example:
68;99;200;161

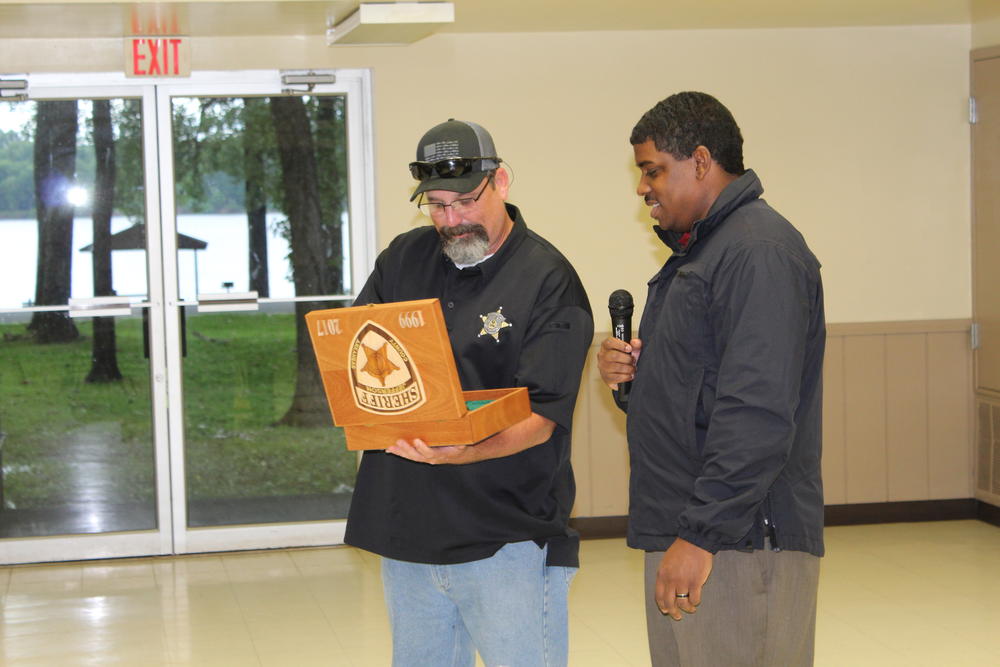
684;366;707;463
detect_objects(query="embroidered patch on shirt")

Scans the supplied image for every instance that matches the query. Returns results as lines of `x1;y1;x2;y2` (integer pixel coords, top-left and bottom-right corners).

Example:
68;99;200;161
478;306;512;343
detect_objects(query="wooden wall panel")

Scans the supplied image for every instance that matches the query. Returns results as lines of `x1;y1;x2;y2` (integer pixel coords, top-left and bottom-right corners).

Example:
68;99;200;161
927;333;973;498
885;334;929;500
571;343;628;518
821;336;847;504
993;407;1000;496
976;402;992;493
843;336;888;503
585;373;629;516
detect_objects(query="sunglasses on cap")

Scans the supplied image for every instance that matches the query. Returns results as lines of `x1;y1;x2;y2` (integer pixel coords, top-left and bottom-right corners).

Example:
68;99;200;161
408;156;501;181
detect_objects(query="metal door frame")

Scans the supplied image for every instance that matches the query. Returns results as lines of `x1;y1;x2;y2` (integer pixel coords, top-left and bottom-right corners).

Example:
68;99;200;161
0;70;374;564
155;70;374;554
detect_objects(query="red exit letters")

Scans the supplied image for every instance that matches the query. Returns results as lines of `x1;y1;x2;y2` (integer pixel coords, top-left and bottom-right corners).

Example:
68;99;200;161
131;38;184;76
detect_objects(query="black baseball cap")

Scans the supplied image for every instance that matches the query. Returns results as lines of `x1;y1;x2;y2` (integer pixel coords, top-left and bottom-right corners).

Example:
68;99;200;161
409;119;502;201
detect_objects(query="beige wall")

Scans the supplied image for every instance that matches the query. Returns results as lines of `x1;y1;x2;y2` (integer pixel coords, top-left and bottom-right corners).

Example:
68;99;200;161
1;24;972;326
974;18;1000;50
973;0;1000;49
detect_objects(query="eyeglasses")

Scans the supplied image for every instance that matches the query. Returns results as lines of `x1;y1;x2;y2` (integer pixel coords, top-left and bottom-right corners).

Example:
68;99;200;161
409;156;501;181
417;176;494;217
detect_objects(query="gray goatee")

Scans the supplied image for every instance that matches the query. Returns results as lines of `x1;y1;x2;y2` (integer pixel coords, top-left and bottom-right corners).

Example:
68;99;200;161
439;223;490;265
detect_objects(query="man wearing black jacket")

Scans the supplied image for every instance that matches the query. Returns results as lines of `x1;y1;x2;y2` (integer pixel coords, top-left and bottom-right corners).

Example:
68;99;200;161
597;92;825;667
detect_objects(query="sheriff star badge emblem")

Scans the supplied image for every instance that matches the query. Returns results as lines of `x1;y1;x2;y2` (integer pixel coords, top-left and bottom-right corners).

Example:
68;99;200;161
478;306;512;343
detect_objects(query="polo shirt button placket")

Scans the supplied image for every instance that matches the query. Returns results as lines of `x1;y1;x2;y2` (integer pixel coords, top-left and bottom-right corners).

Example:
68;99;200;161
443;300;456;331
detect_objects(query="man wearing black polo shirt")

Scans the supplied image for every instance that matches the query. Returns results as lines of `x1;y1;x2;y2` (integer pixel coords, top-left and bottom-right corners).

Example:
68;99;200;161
344;119;593;667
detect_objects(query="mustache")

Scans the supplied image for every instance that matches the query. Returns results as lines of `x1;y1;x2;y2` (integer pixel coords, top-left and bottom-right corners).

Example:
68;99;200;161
439;223;487;241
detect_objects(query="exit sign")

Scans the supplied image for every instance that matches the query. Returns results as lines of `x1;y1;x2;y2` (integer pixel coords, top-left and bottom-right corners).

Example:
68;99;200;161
125;36;191;77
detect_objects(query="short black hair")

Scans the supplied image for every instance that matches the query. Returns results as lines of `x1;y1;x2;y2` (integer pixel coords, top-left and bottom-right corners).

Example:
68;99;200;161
630;92;745;176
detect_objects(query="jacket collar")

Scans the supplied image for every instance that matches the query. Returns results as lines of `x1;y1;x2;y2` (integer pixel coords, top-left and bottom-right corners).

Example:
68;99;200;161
653;169;763;256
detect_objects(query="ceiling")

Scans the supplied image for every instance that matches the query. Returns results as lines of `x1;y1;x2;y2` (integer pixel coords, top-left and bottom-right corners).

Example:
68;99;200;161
0;0;993;41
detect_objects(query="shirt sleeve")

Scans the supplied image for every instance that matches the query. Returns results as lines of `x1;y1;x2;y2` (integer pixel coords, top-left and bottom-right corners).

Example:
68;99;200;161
514;268;594;432
353;249;388;306
676;240;816;552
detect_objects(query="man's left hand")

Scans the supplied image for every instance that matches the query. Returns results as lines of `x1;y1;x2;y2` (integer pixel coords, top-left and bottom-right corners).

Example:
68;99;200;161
655;538;714;621
385;438;471;464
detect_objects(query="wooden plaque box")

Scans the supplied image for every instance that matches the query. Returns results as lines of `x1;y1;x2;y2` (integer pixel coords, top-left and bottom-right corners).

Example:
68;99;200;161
305;298;530;451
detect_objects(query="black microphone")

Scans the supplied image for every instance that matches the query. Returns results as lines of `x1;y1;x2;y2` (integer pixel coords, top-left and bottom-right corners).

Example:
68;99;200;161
608;289;634;400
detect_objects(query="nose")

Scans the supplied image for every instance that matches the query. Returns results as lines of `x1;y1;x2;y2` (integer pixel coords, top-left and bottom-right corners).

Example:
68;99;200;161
636;179;650;197
440;205;463;225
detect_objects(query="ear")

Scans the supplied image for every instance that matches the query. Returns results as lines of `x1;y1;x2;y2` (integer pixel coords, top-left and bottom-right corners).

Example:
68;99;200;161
692;145;713;180
493;166;511;199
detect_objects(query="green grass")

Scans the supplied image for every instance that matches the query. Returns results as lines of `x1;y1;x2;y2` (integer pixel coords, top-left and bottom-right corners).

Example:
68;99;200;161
0;312;353;509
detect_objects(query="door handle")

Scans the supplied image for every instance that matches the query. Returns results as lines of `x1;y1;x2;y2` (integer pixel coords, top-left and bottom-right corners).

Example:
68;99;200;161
196;291;259;313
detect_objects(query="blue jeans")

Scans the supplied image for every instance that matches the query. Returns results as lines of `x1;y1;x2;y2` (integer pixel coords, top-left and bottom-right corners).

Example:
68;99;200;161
380;540;577;667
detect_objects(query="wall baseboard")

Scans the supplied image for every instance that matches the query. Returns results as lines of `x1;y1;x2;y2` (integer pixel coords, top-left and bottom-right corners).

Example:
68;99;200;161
572;499;1000;540
978;500;1000;527
824;499;979;525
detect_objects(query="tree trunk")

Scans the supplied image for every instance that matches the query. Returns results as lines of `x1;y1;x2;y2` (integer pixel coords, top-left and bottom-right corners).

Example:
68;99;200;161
86;99;123;383
243;98;270;297
269;96;333;427
315;96;344;293
28;100;80;343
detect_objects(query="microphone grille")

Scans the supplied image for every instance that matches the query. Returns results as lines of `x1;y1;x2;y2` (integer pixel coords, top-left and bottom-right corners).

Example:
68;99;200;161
608;289;633;310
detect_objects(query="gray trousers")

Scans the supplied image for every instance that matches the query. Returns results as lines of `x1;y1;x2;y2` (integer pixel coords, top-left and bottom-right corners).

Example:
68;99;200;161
644;547;820;667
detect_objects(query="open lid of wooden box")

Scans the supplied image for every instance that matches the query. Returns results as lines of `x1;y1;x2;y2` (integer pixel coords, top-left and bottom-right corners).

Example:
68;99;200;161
306;299;531;450
305;299;468;426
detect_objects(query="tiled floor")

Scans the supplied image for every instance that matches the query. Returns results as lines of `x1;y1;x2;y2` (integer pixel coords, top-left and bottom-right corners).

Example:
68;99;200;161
1;520;999;666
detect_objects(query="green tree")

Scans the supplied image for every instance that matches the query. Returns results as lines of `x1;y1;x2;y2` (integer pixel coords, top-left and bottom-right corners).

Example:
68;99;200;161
86;99;123;383
269;94;348;427
0;129;36;216
171;97;277;301
110;98;145;222
242;98;272;297
171;97;246;214
28;100;80;343
314;95;349;292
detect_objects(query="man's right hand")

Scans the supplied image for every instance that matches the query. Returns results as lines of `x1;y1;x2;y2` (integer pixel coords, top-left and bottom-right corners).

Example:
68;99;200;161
596;337;642;390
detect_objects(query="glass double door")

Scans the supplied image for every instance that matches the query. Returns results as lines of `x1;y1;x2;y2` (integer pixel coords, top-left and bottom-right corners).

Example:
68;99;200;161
0;71;374;564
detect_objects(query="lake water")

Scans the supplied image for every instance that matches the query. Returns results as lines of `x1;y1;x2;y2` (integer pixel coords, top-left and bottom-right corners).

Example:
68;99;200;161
0;213;302;310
